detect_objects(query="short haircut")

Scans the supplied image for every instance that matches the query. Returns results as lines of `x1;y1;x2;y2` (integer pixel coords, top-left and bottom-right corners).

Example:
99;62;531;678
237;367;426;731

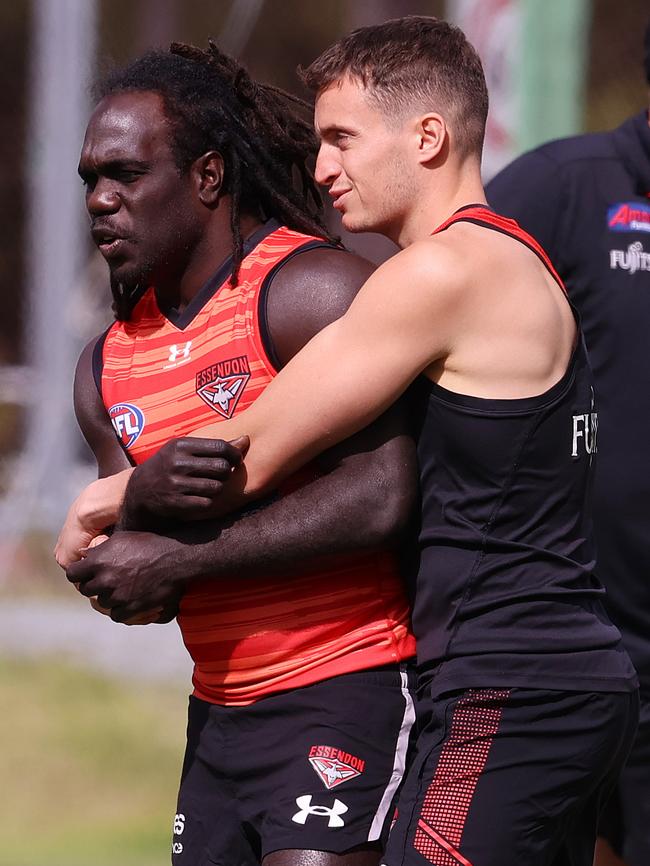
300;16;488;160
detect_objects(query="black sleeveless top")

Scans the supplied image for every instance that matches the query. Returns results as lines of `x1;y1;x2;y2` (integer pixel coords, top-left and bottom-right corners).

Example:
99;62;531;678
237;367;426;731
414;206;637;697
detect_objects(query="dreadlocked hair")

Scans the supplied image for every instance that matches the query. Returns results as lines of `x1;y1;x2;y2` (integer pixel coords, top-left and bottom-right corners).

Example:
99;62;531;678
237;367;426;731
95;41;335;320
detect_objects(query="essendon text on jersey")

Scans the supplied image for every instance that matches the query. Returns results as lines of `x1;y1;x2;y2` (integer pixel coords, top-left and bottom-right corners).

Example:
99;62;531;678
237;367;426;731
607;201;650;233
195;355;251;419
309;745;365;772
196;355;251;390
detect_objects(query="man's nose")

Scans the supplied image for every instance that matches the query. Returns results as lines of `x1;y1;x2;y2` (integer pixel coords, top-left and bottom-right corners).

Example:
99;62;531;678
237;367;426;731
86;179;120;216
314;143;341;187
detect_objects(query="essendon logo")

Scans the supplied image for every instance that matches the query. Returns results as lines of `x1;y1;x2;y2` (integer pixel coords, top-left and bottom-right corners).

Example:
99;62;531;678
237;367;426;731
195;355;251;419
607;202;650;233
308;745;365;790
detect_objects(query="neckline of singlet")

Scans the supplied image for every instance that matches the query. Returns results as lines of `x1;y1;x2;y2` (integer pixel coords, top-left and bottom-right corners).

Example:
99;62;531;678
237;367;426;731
424;205;581;413
154;219;282;331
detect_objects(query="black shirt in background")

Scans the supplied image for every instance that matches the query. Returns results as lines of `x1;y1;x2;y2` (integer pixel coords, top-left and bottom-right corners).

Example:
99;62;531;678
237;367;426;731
488;111;650;692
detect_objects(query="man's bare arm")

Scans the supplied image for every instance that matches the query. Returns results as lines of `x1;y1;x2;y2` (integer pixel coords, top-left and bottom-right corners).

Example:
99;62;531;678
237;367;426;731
57;240;450;553
66;249;419;619
54;337;132;567
188;242;457;506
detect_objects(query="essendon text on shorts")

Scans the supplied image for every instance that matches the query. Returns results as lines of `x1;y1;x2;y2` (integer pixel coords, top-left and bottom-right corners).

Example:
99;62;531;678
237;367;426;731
196;355;251;391
309;745;366;772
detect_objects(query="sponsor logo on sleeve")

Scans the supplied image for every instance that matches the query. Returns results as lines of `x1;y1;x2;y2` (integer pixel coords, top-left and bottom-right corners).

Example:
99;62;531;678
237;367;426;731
308;744;365;789
108;402;145;448
195;355;251;418
607;201;650;233
609;241;650;274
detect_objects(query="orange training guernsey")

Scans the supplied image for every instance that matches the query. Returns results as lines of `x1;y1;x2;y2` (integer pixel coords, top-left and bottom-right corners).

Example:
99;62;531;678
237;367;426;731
99;221;416;705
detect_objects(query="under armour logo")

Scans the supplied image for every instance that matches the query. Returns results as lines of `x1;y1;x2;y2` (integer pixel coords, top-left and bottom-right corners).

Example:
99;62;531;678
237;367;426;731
292;795;348;828
164;341;192;369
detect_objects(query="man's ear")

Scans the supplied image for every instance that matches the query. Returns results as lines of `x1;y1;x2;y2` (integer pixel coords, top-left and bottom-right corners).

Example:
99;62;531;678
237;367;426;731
193;150;225;205
415;113;447;165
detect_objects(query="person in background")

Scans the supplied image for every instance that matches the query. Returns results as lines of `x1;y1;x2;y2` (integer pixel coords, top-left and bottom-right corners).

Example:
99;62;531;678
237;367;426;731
487;20;650;866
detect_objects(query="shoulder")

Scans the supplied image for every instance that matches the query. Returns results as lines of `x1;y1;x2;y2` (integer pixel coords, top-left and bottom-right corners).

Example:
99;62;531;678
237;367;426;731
347;238;469;328
74;334;109;428
75;329;112;392
268;244;375;320
74;330;112;416
76;332;105;380
535;128;618;167
504;129;619;178
487;132;621;253
374;234;470;295
264;245;376;365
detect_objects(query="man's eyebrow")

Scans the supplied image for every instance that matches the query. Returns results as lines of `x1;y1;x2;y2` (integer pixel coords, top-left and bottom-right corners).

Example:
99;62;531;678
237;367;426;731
317;124;357;138
78;158;150;177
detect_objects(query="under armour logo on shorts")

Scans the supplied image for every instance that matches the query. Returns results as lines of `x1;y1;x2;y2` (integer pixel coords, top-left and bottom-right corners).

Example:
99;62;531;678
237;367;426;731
291;795;348;827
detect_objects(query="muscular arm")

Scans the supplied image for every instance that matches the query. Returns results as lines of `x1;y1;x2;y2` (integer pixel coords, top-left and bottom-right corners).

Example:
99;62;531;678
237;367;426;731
210;403;416;574
188;242;455;509
67;248;420;619
122;248;418;571
74;336;131;479
120;250;416;560
63;242;451;540
56;337;173;622
54;337;132;565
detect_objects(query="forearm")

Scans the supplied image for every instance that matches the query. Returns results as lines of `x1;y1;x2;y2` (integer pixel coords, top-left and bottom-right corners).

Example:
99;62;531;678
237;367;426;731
161;440;416;583
185;305;429;515
77;469;134;529
54;468;134;568
185;385;395;521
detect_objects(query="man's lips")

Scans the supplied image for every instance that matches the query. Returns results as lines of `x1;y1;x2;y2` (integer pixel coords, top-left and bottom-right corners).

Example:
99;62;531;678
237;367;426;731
91;227;129;256
330;190;351;211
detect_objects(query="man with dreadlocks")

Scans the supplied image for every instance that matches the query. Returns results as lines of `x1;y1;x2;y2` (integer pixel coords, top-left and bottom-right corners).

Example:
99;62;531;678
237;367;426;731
59;42;418;866
63;17;640;866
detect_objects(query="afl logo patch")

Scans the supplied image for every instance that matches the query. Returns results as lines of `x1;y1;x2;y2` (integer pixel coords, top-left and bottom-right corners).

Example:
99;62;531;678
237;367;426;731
109;402;145;448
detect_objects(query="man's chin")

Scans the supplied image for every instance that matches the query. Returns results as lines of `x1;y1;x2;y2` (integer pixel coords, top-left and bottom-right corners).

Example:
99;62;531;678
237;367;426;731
108;257;151;287
109;267;147;298
340;211;375;234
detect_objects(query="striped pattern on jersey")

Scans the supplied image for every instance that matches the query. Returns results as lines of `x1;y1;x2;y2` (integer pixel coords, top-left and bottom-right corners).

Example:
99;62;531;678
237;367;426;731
101;223;416;705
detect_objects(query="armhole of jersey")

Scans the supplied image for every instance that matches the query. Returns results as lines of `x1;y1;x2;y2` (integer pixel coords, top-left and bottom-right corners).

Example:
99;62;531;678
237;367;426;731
258;240;343;372
443;215;566;294
92;328;110;400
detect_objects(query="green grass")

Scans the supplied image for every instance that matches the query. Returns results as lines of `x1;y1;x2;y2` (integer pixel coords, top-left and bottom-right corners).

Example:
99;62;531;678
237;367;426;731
0;657;188;866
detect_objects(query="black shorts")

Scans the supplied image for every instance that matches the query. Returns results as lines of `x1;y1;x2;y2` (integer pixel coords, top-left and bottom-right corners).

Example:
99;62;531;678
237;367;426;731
171;664;416;865
384;686;638;866
598;688;650;866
